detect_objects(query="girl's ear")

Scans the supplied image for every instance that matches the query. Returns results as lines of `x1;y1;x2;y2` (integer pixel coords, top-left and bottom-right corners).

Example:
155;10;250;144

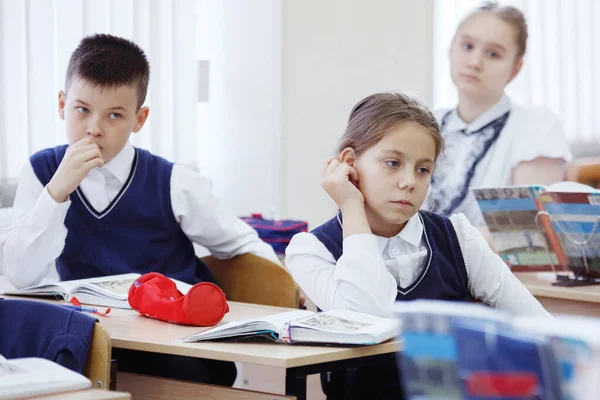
507;58;523;84
339;147;357;166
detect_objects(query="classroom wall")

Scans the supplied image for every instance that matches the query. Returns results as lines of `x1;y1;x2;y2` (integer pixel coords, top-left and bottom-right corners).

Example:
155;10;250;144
194;0;433;228
281;0;434;228
195;0;283;218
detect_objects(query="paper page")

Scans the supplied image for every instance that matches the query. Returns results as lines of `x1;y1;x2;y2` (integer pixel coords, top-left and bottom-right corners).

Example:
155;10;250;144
1;279;71;297
546;181;600;193
183;309;314;341
292;309;396;335
77;273;141;299
0;357;91;399
0;276;61;294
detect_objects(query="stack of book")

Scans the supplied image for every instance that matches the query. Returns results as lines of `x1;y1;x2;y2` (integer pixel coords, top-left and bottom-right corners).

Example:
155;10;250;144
395;300;600;400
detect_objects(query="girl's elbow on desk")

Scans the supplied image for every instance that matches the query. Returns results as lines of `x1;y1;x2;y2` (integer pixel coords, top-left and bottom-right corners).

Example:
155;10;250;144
321;299;394;318
293;274;394;317
332;288;396;318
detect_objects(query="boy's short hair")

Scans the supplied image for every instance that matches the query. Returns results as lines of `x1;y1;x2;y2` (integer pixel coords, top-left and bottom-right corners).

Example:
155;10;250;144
65;34;150;109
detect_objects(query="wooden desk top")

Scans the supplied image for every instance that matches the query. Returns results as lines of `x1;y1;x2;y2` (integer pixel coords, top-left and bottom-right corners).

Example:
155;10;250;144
515;272;600;303
33;389;130;399
0;283;400;370
100;301;400;368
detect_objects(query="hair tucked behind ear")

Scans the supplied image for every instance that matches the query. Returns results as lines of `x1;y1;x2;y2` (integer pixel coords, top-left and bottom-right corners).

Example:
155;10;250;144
337;92;444;160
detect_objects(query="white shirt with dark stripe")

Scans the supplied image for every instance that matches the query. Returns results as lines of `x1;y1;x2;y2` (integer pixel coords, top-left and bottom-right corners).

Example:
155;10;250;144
2;141;280;288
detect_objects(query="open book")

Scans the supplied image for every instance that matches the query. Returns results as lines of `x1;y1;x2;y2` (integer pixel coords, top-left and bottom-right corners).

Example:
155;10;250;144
2;273;191;309
0;356;91;399
472;182;600;274
183;309;399;345
540;189;600;278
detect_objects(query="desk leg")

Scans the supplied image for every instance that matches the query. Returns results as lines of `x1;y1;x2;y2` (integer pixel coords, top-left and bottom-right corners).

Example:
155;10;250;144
285;368;307;400
110;359;118;391
344;367;357;400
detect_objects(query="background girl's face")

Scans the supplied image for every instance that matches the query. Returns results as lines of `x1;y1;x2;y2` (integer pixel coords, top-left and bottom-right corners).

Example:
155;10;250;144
449;12;522;102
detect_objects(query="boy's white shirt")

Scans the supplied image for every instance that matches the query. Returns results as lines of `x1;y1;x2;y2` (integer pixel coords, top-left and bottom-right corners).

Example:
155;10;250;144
285;212;551;319
425;94;572;227
1;141;280;288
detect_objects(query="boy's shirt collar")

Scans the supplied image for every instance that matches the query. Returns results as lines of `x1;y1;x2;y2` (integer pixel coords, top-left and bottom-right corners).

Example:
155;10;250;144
445;94;511;135
98;141;134;184
375;212;424;254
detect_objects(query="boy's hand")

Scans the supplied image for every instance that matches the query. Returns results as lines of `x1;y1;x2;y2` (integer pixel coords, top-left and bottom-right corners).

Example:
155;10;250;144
321;158;364;209
47;138;104;203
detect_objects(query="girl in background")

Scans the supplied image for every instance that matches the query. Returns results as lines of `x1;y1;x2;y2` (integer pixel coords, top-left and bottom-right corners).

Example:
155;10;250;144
427;2;571;227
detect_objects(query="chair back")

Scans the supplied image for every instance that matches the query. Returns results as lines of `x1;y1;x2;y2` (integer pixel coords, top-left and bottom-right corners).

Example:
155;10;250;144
202;254;299;308
84;323;112;389
567;158;600;188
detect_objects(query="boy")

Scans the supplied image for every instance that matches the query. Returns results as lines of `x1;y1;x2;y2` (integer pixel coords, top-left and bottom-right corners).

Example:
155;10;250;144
2;33;279;385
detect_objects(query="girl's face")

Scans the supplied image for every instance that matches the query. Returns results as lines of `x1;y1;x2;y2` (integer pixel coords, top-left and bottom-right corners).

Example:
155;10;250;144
449;12;523;102
352;122;436;237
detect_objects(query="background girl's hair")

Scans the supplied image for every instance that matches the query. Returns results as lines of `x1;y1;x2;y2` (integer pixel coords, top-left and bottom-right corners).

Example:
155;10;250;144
337;92;444;160
458;1;528;58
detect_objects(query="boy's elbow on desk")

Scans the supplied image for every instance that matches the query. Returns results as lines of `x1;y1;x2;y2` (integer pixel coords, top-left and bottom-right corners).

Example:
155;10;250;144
4;269;41;290
2;250;47;289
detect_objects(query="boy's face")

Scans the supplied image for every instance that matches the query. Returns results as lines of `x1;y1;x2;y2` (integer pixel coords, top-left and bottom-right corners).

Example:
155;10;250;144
58;78;149;163
353;122;436;237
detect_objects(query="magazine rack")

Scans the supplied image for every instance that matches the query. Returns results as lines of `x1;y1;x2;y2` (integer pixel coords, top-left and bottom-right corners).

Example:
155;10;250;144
535;210;600;287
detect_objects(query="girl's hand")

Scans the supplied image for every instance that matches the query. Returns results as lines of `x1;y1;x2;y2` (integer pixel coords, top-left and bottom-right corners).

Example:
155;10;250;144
321;158;364;208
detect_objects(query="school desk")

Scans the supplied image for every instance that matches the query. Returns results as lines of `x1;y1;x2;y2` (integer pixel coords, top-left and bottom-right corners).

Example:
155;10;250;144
116;373;296;400
0;292;399;400
102;301;400;400
515;272;600;318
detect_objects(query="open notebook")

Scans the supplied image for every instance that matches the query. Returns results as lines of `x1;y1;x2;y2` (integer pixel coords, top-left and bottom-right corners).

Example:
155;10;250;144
183;309;399;345
2;273;191;309
0;356;91;400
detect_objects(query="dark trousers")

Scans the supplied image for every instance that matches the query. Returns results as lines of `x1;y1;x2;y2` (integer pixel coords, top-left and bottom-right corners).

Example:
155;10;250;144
321;357;405;400
113;348;237;386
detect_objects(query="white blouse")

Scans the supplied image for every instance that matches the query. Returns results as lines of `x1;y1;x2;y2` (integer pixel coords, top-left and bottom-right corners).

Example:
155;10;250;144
285;211;550;318
426;95;572;226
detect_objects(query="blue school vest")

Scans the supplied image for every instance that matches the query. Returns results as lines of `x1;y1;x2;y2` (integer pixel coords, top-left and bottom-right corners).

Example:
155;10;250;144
311;210;471;301
29;145;215;285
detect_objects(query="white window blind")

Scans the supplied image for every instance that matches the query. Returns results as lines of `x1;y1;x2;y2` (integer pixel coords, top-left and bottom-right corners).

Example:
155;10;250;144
434;0;600;143
0;0;198;180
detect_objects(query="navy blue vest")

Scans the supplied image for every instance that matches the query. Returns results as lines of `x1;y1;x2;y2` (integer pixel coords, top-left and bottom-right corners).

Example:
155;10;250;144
30;145;215;285
311;210;471;301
